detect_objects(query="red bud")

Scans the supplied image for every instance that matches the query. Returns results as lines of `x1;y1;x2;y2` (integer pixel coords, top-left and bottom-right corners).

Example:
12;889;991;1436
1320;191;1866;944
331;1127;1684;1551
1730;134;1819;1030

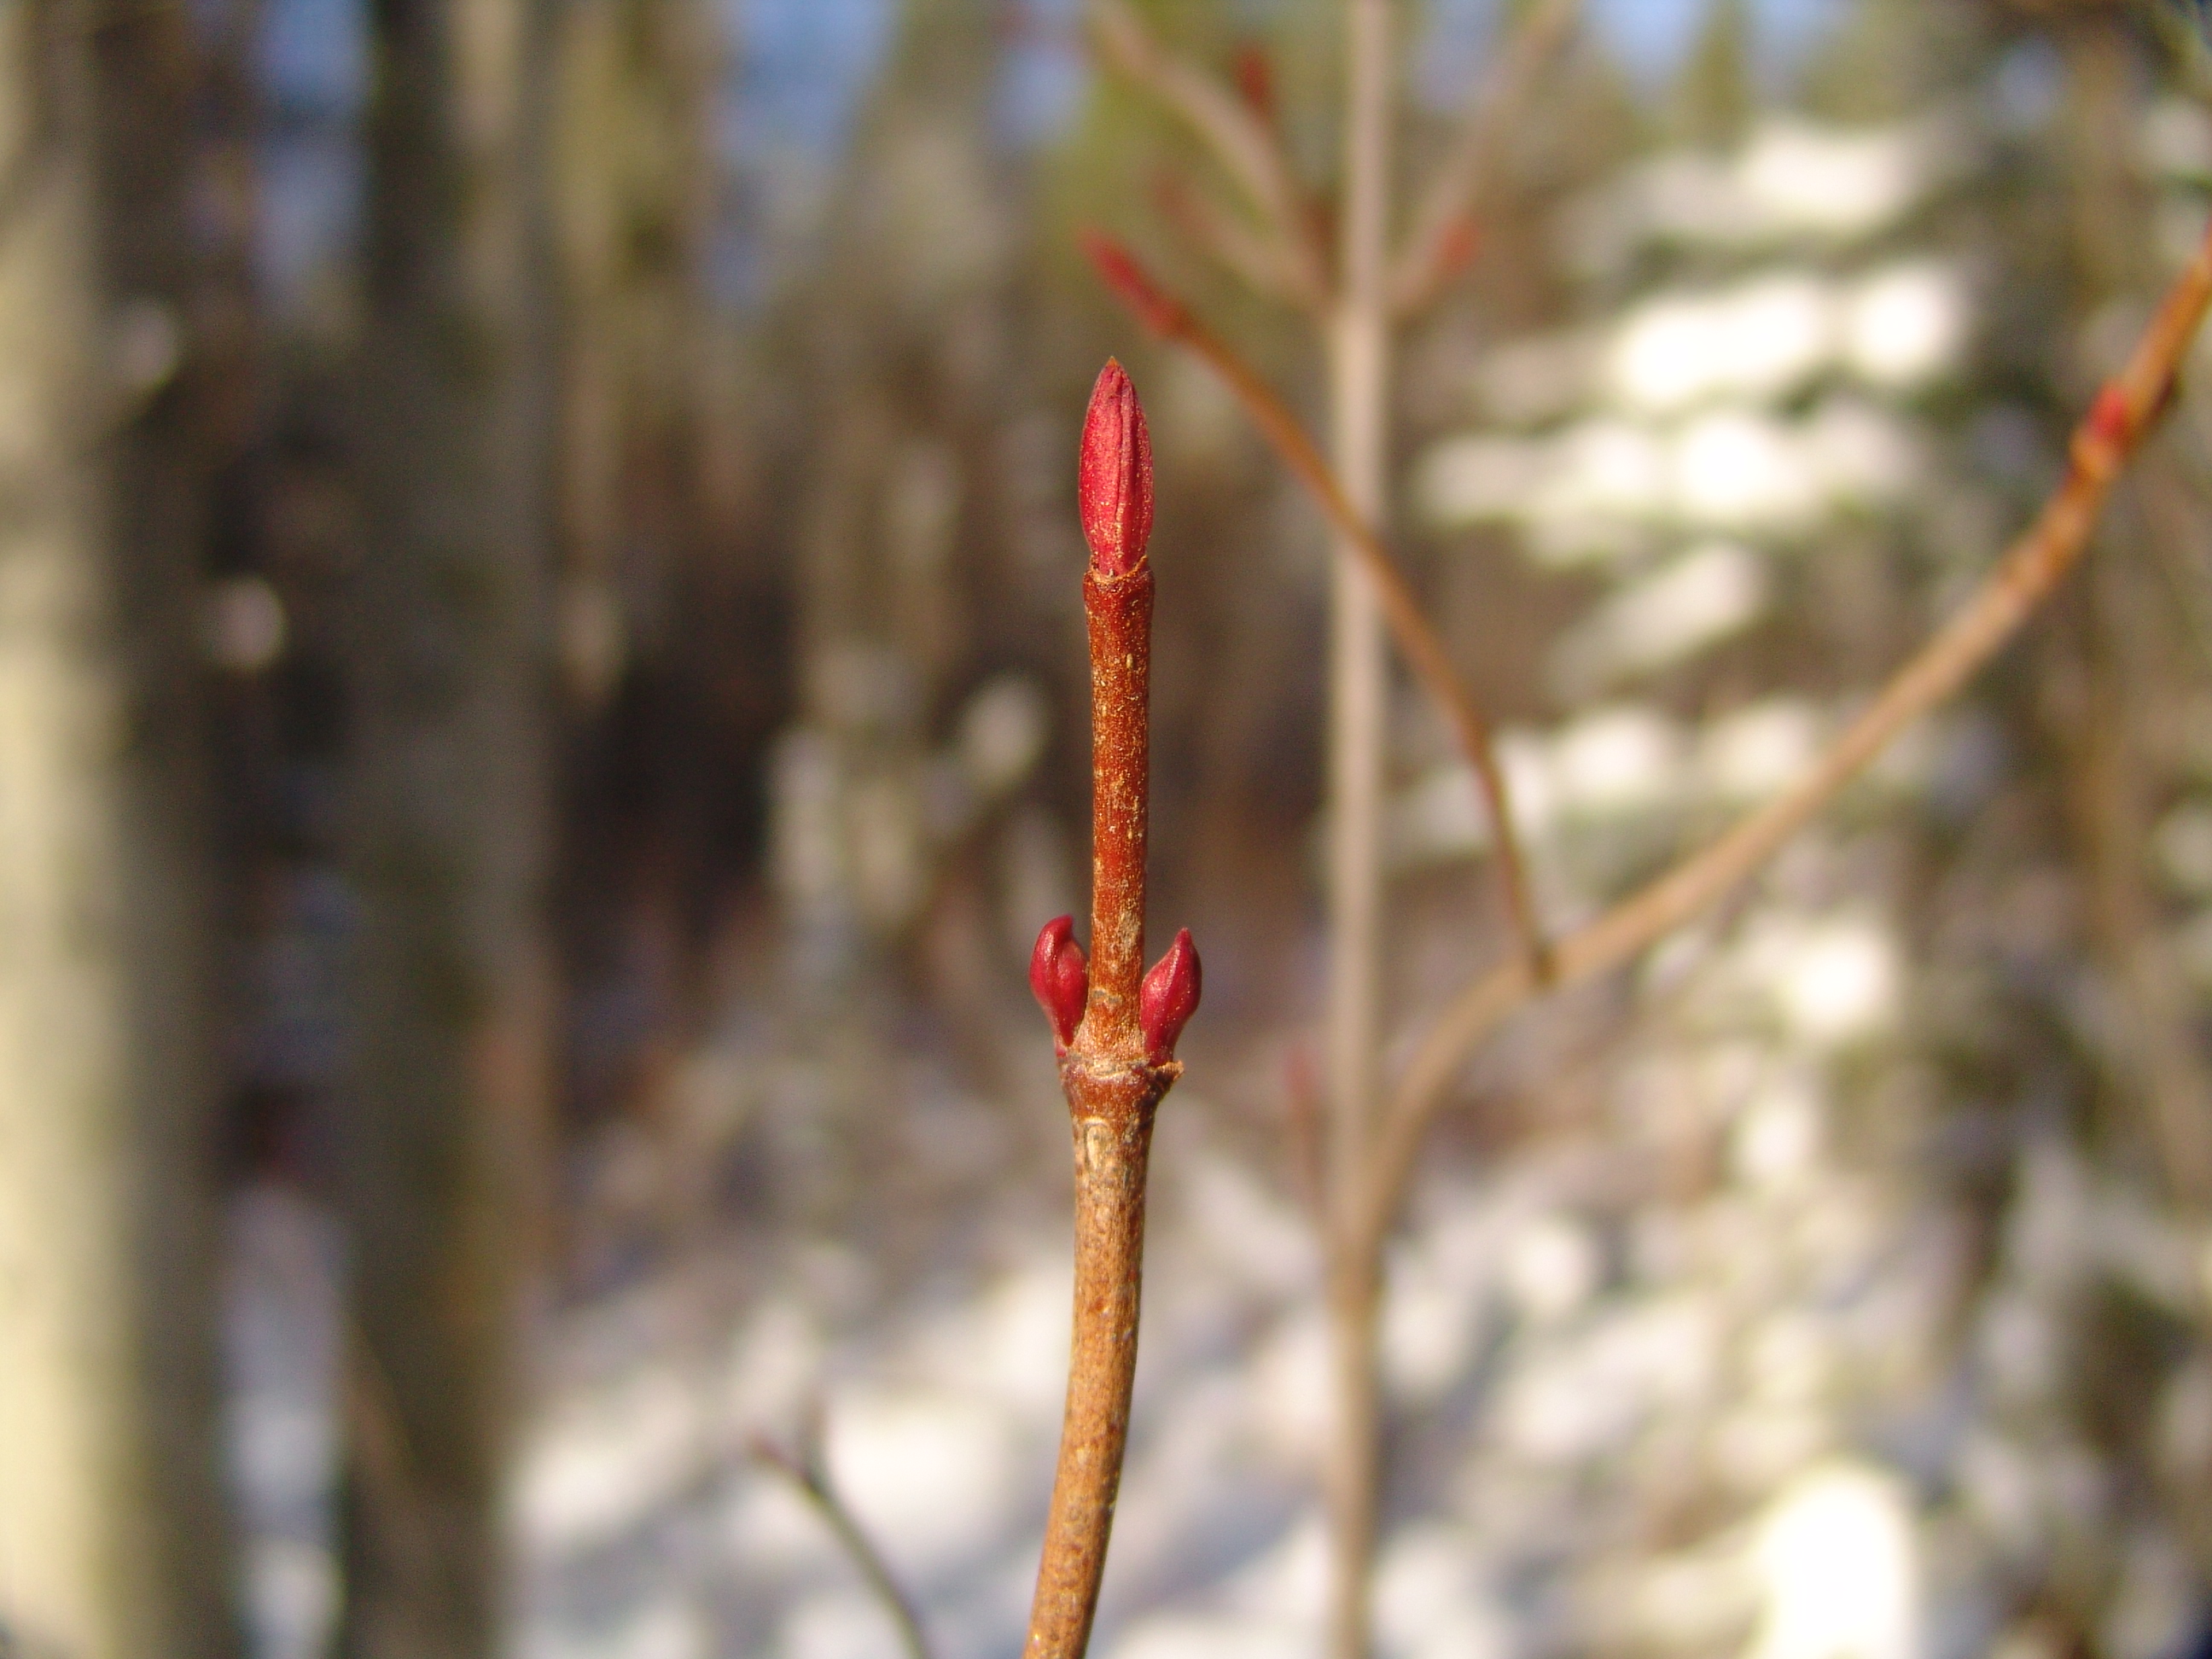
2085;383;2132;451
1232;43;1276;124
1139;928;1202;1062
1079;359;1154;579
1080;231;1190;340
1435;217;1483;282
1029;915;1089;1050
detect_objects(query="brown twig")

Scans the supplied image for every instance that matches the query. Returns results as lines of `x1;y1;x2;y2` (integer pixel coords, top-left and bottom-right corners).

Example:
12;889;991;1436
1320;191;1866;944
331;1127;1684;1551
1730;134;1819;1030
1023;363;1202;1659
1086;0;1328;309
1388;0;1583;317
751;1429;932;1659
1353;211;2212;1261
1151;168;1314;311
1083;232;1551;984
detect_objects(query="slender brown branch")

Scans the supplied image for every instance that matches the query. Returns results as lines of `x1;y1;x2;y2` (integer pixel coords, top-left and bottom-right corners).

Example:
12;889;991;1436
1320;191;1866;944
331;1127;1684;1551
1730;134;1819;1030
1388;0;1582;317
1152;168;1313;311
1084;232;1550;983
1086;0;1328;309
1025;364;1200;1659
1354;212;2212;1260
752;1434;932;1659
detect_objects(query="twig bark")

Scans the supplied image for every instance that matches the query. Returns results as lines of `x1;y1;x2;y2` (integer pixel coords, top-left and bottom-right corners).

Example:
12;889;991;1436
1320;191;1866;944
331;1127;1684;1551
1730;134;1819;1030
1086;0;1327;308
752;1433;932;1659
1388;0;1582;317
1084;234;1550;981
1356;207;2212;1263
1024;364;1201;1659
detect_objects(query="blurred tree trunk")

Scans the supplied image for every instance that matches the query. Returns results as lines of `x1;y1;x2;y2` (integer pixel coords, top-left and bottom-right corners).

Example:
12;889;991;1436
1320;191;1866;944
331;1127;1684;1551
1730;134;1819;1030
339;0;554;1650
0;3;236;1656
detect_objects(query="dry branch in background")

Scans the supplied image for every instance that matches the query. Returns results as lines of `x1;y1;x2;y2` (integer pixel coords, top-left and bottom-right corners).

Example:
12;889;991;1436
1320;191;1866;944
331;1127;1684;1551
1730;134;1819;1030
1354;208;2212;1260
1022;362;1203;1659
751;1430;932;1659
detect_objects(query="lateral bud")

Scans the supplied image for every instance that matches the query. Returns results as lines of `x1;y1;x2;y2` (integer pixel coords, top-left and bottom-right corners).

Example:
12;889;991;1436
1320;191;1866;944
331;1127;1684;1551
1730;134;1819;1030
1138;928;1202;1062
1079;358;1155;579
1029;915;1090;1051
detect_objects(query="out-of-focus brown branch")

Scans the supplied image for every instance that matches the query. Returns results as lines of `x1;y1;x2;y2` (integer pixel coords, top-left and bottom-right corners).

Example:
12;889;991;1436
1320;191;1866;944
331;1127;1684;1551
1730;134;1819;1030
1151;169;1314;311
1082;231;1550;984
1086;0;1328;310
1354;213;2212;1259
752;1433;932;1659
1388;0;1582;317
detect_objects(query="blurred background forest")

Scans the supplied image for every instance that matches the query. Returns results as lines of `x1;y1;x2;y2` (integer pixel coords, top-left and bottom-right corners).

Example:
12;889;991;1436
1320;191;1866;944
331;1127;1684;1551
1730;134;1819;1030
12;0;2212;1656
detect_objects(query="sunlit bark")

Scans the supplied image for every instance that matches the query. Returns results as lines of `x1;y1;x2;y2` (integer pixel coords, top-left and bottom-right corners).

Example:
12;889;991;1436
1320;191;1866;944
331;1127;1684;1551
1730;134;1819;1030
0;2;235;1653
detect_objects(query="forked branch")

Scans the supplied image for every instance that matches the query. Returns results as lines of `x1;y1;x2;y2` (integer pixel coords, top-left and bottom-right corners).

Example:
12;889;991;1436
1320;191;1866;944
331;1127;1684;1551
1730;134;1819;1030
1353;213;2212;1259
1083;231;1550;982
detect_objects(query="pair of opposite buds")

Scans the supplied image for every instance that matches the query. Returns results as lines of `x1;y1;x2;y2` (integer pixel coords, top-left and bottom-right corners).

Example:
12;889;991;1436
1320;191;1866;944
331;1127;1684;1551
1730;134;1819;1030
1029;918;1202;1066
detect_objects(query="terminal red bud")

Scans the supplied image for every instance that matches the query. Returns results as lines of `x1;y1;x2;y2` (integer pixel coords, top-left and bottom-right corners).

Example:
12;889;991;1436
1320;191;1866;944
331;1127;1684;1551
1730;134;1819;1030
1030;915;1089;1050
1139;928;1202;1062
1079;358;1154;578
1080;231;1190;340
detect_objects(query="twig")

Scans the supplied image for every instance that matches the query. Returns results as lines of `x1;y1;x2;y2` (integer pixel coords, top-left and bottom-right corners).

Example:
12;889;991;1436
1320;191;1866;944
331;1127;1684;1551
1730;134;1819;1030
1023;363;1202;1659
1388;0;1583;317
1083;231;1551;984
1151;168;1313;311
1353;211;2212;1260
751;1430;932;1659
1085;0;1328;309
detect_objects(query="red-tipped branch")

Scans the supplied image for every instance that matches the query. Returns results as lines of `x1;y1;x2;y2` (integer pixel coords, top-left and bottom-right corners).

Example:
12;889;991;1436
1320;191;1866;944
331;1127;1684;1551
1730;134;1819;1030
1354;212;2212;1264
1083;231;1550;984
1085;0;1327;310
1026;364;1202;1659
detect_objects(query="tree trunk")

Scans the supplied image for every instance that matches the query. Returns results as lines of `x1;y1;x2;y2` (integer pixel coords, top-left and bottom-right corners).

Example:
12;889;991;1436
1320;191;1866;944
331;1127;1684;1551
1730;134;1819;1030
339;0;553;1651
0;3;236;1654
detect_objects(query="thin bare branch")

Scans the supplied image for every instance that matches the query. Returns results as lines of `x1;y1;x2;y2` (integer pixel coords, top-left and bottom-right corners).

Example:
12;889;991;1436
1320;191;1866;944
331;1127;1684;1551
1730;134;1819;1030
1354;214;2212;1257
1086;0;1328;309
1388;0;1582;317
1152;169;1315;311
1023;363;1198;1659
753;1434;933;1659
1083;231;1551;986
